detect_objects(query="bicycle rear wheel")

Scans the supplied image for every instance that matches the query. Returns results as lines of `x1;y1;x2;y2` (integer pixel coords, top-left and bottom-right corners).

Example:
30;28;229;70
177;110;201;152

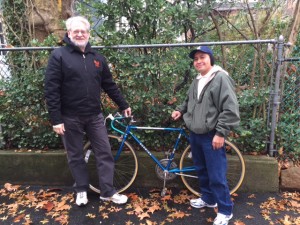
84;134;138;194
179;140;245;196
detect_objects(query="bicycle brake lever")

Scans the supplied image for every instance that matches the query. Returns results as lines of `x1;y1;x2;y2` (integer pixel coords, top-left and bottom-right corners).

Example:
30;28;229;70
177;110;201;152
114;112;122;117
130;116;137;123
106;113;115;120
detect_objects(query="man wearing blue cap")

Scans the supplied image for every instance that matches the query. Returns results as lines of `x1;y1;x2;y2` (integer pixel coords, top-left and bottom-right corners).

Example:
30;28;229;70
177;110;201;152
171;46;240;225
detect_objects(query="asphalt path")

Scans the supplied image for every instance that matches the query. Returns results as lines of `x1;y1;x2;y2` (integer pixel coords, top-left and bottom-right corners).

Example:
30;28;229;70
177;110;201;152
0;185;299;225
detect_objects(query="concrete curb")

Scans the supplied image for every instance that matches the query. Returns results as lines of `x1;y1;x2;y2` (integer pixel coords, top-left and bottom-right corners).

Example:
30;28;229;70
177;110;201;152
0;150;279;192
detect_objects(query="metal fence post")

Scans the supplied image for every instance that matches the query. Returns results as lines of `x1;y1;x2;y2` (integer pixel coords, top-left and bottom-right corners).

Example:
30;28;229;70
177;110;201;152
269;35;285;157
0;123;3;148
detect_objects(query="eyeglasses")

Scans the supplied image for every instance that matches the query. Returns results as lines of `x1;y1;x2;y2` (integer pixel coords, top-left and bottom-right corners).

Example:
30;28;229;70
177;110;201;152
71;30;89;35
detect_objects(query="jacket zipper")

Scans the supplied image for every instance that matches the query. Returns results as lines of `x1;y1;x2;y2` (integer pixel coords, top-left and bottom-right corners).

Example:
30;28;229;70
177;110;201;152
83;54;89;101
83;54;87;72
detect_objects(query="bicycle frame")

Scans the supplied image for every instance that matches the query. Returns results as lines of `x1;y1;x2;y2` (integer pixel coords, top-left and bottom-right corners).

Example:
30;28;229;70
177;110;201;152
110;115;195;175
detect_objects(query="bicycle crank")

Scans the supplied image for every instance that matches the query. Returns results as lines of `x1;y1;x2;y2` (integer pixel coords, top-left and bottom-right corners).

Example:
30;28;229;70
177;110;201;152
155;159;177;181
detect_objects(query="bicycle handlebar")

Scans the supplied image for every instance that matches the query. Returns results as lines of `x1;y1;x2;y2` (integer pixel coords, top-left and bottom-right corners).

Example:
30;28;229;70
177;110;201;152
105;113;134;135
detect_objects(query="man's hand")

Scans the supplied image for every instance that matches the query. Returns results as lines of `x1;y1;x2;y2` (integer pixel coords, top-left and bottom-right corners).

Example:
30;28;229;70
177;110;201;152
53;123;65;135
212;135;225;150
123;107;132;117
171;111;182;121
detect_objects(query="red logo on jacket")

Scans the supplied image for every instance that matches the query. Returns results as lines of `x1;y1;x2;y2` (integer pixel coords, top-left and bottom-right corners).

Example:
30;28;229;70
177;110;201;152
94;60;101;68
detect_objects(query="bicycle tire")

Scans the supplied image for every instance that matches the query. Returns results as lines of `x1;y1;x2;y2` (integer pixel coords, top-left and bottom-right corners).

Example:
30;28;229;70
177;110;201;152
179;140;245;196
84;134;138;194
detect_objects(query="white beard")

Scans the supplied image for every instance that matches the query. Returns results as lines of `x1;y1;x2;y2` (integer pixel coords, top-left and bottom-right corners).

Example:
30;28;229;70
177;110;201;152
69;36;88;49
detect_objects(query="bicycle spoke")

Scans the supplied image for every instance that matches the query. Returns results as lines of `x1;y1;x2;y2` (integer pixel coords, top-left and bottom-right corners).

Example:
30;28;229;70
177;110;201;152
180;141;245;196
84;135;138;194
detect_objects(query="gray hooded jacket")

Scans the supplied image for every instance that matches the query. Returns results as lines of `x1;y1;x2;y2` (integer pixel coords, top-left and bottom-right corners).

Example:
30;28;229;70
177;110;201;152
176;67;240;137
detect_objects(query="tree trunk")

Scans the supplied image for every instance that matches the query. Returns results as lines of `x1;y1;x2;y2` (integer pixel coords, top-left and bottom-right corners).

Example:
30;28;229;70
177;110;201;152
286;0;300;55
26;0;75;42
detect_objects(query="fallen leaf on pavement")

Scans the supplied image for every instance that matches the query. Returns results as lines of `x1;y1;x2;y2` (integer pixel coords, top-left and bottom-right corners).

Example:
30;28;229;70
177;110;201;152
40;218;49;224
168;210;190;219
4;183;20;192
245;214;255;219
86;213;96;218
137;212;150;220
234;220;246;225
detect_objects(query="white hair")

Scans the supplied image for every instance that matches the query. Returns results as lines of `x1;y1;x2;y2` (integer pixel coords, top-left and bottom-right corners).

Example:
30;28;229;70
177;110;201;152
65;16;90;31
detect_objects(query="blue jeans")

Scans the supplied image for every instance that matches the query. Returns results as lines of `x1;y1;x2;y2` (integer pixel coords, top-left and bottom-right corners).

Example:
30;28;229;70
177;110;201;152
190;130;233;215
62;113;116;197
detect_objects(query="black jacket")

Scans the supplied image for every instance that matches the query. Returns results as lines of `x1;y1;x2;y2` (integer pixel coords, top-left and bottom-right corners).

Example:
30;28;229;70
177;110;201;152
44;34;129;125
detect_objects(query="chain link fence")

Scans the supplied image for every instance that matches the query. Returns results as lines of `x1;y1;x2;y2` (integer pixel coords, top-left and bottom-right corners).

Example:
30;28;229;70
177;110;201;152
277;59;300;157
0;39;299;157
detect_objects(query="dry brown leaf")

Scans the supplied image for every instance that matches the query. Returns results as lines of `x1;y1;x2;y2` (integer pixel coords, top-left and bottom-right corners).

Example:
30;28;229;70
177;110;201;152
294;216;300;224
248;194;256;199
245;214;255;219
13;213;25;222
49;211;61;218
108;206;122;212
147;204;161;214
54;214;69;225
39;191;58;199
127;210;135;215
137;212;150;220
36;201;49;209
165;218;173;222
168;211;189;219
25;192;38;202
289;200;300;208
233;220;246;225
161;195;172;201
55;203;71;212
128;193;140;201
101;212;109;219
146;219;157;225
43;202;54;212
262;214;271;221
4;183;20;192
40;218;49;224
279;215;293;225
206;217;214;222
99;205;106;212
86;213;96;218
23;216;33;225
0;216;8;221
134;205;144;214
149;193;160;198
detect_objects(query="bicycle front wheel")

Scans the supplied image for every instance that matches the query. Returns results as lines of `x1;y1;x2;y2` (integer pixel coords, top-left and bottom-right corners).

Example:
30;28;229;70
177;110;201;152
84;134;138;194
179;140;245;196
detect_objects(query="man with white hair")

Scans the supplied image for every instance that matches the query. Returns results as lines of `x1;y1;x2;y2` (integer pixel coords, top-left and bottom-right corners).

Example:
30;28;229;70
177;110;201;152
45;16;131;206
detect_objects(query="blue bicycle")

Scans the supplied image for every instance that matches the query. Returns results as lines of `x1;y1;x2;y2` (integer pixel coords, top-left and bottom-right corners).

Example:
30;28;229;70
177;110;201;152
84;113;245;196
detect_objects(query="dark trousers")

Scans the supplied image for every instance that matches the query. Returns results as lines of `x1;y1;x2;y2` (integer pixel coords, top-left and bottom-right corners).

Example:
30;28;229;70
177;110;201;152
190;131;233;215
62;113;116;197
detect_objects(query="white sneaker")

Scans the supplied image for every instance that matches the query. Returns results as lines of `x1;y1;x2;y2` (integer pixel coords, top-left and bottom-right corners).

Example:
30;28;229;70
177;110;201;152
100;193;128;204
76;191;88;206
190;197;217;208
213;213;233;225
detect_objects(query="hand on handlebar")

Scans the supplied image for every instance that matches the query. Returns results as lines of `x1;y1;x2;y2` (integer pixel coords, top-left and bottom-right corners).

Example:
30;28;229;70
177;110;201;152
122;107;132;117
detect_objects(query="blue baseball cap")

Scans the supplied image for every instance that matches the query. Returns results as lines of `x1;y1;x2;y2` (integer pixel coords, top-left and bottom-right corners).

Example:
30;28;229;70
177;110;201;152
189;46;215;65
